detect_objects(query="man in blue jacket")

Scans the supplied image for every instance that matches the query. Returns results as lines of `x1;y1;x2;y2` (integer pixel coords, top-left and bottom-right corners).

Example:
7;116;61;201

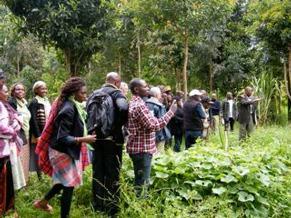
146;87;171;153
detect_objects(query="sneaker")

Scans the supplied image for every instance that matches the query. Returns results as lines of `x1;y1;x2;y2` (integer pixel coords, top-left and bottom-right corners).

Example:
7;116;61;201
33;200;53;213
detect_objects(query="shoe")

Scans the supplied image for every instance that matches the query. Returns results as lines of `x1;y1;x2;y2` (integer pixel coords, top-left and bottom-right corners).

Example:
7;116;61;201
33;200;53;213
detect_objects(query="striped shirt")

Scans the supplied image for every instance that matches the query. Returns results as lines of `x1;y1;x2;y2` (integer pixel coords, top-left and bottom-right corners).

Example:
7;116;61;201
126;95;174;154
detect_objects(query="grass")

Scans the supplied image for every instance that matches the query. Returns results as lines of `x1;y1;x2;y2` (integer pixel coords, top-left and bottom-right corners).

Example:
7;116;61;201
10;125;291;218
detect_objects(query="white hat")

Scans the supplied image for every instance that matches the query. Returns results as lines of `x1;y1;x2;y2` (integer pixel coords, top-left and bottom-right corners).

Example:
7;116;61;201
33;81;46;93
189;89;202;97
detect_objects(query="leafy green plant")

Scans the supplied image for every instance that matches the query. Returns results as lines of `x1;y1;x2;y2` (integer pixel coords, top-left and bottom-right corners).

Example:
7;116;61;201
15;126;290;217
251;71;281;125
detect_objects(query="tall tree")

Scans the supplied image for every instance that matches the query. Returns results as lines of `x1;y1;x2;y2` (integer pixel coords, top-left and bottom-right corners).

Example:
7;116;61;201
126;0;233;97
250;0;291;119
3;0;111;76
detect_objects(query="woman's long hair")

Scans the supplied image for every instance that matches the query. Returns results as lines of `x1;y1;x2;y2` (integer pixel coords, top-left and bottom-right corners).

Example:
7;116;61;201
57;77;86;107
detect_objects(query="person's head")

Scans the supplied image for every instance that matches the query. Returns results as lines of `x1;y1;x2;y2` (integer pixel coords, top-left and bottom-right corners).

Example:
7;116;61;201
0;69;6;89
106;72;121;89
189;89;202;101
120;81;128;96
129;78;149;97
164;85;172;95
60;77;86;103
167;93;173;104
245;86;253;97
201;96;212;109
0;84;9;102
11;83;26;100
211;93;217;100
174;96;183;107
176;91;184;98
200;90;208;97
33;81;48;97
149;87;162;101
226;92;233;100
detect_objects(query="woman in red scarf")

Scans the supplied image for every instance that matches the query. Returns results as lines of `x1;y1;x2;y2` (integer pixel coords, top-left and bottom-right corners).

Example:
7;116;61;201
34;77;96;218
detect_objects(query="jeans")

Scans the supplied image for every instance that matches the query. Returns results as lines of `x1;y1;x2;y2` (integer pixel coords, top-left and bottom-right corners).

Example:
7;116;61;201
185;130;202;149
129;153;152;197
92;140;122;215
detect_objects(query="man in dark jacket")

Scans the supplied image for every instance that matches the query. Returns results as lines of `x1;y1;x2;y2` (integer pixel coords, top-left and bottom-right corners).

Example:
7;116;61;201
91;72;128;216
238;87;260;140
183;89;206;149
210;93;221;133
171;96;184;152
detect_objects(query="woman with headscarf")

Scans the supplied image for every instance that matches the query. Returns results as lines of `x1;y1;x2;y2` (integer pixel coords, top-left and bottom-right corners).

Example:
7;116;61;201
28;81;51;180
9;83;31;183
0;84;25;216
33;77;95;218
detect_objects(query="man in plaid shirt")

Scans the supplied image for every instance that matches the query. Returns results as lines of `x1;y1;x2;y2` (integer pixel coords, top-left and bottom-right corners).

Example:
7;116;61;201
127;78;177;196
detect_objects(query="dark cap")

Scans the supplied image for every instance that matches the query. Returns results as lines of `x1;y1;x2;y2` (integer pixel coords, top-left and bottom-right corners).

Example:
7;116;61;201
201;96;214;104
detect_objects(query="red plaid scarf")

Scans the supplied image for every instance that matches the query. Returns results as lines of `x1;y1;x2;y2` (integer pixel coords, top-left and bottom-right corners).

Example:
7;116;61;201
35;99;89;176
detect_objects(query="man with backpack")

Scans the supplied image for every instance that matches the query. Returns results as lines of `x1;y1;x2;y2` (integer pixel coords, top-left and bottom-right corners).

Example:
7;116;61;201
87;72;128;216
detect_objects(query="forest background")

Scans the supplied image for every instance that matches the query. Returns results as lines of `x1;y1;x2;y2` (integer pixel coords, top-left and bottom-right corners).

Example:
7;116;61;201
0;0;290;125
0;1;290;217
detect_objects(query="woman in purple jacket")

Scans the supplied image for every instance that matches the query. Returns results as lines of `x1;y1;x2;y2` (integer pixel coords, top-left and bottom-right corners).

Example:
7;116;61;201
0;84;24;216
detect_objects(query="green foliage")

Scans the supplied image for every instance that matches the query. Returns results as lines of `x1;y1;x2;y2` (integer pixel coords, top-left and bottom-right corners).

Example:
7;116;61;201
250;0;291;54
0;1;289;123
251;72;280;125
15;126;291;217
3;0;112;75
149;127;291;217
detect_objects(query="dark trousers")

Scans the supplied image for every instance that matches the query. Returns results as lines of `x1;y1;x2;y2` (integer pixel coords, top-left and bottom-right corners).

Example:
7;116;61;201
129;153;152;197
173;133;183;152
44;184;74;218
185;130;202;149
225;118;235;131
92;140;122;215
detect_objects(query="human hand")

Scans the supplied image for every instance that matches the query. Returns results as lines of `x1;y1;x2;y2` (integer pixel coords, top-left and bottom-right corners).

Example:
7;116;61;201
82;135;96;144
169;100;177;113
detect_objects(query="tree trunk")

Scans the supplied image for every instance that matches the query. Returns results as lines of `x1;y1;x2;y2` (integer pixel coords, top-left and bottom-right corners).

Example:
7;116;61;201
287;45;291;121
175;68;181;91
137;31;141;77
64;49;81;76
118;52;122;76
209;62;213;93
183;32;189;99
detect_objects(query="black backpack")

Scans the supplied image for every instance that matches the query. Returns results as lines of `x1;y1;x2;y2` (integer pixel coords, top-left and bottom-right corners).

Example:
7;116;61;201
86;88;116;139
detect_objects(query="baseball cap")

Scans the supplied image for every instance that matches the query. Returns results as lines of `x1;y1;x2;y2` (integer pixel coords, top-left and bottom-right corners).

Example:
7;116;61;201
189;89;202;97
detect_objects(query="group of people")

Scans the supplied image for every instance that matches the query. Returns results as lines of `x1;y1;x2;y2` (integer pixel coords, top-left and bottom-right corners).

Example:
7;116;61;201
0;68;260;218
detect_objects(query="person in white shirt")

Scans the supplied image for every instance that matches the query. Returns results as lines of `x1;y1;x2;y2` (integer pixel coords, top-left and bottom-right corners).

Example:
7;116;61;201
222;92;237;132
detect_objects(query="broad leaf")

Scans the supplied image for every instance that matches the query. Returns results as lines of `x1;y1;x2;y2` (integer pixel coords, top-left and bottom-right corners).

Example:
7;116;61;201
212;187;227;195
237;191;255;202
221;174;237;183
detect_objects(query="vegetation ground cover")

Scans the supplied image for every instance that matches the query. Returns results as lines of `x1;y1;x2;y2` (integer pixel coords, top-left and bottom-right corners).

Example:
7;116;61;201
13;126;291;218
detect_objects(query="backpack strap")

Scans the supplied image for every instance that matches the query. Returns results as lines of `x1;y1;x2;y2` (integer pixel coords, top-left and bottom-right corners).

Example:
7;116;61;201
101;87;120;102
